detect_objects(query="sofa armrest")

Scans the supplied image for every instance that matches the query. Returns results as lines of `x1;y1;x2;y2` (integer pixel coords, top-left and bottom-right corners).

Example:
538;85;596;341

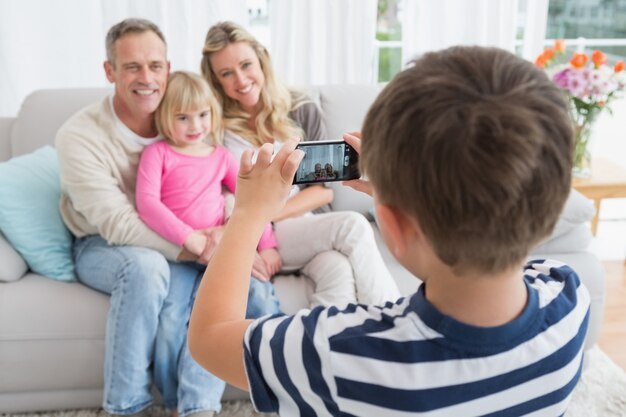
529;251;605;351
0;232;28;282
0;117;14;162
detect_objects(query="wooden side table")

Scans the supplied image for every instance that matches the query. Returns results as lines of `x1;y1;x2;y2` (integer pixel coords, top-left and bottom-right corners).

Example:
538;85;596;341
572;157;626;236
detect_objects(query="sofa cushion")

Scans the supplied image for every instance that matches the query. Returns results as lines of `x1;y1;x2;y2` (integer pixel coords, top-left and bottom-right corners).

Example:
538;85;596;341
0;232;28;282
0;146;76;282
0;274;108;394
531;223;593;255
11;88;110;157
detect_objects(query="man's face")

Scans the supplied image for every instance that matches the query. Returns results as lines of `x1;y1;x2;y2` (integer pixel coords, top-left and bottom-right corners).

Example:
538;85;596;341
104;31;169;120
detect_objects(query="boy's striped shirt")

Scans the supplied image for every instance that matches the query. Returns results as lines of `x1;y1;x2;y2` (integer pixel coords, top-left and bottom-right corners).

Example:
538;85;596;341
244;260;590;416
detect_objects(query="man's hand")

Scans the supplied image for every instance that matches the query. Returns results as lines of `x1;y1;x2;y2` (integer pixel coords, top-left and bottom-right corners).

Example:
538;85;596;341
259;248;282;277
236;138;304;222
183;231;208;257
251;252;270;282
196;225;226;264
342;132;374;196
223;191;235;222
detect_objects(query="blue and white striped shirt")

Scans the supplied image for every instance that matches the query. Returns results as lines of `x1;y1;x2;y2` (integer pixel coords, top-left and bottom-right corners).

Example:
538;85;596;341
244;260;590;416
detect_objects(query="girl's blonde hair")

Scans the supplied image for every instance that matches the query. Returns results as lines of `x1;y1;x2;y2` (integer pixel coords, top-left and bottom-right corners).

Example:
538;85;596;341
156;71;222;145
200;21;307;147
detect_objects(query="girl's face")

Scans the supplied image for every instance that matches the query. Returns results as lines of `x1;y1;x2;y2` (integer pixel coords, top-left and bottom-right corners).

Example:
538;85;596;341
170;108;212;148
209;41;265;114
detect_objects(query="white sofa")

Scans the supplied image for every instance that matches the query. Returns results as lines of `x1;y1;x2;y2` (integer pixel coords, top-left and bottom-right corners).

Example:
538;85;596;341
0;85;606;413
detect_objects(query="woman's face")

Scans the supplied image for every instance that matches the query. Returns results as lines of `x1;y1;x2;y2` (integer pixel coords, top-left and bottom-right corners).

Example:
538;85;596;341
209;41;265;114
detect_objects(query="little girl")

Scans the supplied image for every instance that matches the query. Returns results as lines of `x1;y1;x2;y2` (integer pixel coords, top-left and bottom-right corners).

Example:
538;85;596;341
136;71;281;315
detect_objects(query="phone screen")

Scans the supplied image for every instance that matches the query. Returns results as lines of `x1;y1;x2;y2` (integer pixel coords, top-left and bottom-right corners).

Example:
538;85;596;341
293;140;360;184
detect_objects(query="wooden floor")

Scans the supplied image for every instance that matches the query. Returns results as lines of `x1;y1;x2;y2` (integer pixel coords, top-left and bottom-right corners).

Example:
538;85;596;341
597;260;626;370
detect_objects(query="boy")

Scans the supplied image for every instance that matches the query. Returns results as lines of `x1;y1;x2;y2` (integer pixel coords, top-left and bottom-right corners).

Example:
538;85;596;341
188;46;590;415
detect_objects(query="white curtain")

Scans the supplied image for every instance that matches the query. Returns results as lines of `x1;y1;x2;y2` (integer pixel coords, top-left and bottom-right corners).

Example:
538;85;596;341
402;0;519;66
269;0;377;86
0;0;247;117
521;0;549;60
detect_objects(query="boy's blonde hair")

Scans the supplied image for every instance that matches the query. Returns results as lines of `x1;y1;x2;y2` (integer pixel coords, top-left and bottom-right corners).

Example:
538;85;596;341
200;21;307;147
362;46;574;275
156;71;222;145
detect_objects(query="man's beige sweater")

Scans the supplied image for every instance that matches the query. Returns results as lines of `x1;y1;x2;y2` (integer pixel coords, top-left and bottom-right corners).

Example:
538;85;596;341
56;97;180;260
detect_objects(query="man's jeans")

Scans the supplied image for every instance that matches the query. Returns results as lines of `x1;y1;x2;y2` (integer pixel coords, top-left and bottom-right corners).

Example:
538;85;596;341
73;236;280;416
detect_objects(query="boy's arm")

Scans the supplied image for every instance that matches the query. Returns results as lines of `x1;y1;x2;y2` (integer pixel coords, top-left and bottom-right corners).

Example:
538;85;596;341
220;149;277;279
188;139;303;390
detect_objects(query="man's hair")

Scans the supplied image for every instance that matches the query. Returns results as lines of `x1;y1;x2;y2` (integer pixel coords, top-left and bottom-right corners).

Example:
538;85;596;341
361;46;573;274
155;71;222;145
200;21;306;146
105;18;166;67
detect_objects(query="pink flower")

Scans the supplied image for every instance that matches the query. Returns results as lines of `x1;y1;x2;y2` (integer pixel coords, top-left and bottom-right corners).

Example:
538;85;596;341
566;70;588;98
553;68;570;89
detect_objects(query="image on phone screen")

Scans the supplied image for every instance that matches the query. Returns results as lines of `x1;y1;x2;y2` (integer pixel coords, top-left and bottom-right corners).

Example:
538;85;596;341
293;140;360;184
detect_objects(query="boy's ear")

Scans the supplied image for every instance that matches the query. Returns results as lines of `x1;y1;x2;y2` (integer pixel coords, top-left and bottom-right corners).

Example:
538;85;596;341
375;203;419;259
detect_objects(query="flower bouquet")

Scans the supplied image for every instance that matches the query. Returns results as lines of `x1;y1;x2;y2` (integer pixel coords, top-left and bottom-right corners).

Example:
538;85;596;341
535;40;625;178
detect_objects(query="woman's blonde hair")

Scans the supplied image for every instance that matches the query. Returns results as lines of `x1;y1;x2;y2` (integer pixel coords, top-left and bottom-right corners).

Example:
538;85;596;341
156;71;222;145
200;21;306;147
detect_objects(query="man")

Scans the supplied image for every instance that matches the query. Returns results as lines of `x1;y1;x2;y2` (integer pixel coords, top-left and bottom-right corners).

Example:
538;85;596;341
56;18;279;417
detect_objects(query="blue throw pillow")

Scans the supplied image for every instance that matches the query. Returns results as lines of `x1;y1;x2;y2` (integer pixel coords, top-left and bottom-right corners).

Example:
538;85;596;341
0;146;76;282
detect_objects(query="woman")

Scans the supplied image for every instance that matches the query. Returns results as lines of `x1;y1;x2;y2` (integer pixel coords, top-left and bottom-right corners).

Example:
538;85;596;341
200;21;399;307
325;163;337;180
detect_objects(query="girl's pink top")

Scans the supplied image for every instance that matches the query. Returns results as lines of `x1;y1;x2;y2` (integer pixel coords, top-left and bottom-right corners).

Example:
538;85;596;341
136;140;276;249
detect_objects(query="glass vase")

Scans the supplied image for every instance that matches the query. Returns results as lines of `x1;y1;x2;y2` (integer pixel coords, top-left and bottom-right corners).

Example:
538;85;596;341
572;122;592;179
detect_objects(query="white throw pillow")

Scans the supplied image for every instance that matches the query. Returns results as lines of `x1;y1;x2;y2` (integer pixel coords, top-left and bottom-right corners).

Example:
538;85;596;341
546;189;595;241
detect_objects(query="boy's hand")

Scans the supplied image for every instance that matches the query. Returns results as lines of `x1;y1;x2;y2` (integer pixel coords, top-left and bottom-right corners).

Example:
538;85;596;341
259;248;282;277
342;132;374;196
237;138;304;222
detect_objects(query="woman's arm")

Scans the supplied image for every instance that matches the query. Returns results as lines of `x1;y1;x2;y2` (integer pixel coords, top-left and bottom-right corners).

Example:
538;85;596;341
273;185;333;222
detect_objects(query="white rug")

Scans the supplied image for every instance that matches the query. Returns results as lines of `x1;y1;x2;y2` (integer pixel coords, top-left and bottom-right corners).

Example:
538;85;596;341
3;346;625;417
567;346;626;416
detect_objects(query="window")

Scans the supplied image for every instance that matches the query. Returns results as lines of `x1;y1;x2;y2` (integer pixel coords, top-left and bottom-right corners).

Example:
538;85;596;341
247;0;270;48
375;0;403;83
546;0;626;60
248;0;626;85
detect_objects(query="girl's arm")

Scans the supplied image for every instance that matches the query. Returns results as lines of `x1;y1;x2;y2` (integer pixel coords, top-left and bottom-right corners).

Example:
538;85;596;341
136;144;195;247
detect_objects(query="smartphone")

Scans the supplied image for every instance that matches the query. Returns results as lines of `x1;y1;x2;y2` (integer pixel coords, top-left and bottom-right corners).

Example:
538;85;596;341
293;140;360;184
